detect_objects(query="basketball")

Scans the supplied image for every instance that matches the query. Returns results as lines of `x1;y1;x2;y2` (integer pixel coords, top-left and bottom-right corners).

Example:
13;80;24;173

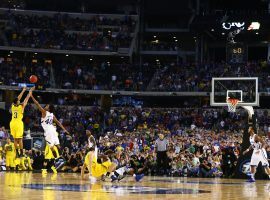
29;75;38;83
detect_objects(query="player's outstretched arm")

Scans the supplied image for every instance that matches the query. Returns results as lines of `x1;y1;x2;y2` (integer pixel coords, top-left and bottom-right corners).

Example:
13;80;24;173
53;116;69;135
31;94;46;115
22;86;35;109
17;87;27;101
243;145;253;155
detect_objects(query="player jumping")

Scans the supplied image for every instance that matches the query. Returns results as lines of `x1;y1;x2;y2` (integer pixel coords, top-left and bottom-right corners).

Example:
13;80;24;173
243;126;270;182
10;86;35;157
30;94;69;159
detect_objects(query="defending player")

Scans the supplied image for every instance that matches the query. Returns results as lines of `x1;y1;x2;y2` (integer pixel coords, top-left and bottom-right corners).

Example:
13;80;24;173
243;126;270;182
30;94;69;159
110;154;145;182
10;86;35;157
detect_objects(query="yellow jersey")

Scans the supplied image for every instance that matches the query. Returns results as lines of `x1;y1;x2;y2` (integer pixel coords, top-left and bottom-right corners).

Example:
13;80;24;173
84;152;112;178
11;104;23;121
5;142;16;157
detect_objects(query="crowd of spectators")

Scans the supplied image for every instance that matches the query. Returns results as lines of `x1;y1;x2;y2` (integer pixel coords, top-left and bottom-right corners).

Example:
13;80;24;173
0;56;154;91
1;12;136;51
142;41;179;51
0;56;51;87
55;61;154;91
150;61;270;92
6;13;136;32
1;105;270;177
1;55;270;92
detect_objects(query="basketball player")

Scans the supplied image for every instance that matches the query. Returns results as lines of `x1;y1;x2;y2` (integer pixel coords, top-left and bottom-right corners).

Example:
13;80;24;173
86;129;97;154
10;86;35;157
243;127;270;182
30;94;69;159
110;154;145;182
81;132;117;181
42;144;58;175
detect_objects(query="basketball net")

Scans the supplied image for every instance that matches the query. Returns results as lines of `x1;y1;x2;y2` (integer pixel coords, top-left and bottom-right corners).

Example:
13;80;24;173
226;98;239;112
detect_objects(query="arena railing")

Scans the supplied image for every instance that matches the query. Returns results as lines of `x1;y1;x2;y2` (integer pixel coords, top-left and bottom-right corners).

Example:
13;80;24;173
0;85;208;96
1;85;270;96
0;8;138;20
0;46;125;56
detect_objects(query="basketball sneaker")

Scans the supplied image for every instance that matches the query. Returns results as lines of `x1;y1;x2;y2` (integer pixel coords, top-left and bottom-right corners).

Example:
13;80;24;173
111;175;118;182
247;178;255;182
135;174;144;182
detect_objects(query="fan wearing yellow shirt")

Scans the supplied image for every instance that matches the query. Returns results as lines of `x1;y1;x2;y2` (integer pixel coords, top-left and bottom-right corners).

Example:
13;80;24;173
4;138;16;170
10;86;35;157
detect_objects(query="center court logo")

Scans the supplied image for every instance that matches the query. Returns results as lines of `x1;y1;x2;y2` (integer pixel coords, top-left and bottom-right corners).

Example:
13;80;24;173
21;184;210;194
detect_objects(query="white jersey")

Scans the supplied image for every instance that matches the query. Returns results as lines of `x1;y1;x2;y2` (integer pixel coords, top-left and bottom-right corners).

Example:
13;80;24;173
88;136;96;149
41;111;54;132
249;134;263;152
249;134;269;167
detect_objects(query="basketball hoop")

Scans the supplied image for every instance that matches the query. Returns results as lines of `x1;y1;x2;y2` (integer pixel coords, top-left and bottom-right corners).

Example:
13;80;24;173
226;98;240;112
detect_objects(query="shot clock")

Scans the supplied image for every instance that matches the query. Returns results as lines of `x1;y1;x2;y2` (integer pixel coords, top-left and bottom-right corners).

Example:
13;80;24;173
226;43;247;64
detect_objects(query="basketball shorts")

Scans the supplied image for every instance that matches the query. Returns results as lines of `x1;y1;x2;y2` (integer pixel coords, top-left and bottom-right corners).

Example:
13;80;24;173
91;160;112;178
250;149;269;167
10;121;24;139
44;128;59;147
5;155;15;168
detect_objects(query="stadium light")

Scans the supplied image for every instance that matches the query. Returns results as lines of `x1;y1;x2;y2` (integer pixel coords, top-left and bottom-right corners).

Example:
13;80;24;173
247;22;260;30
66;54;69;57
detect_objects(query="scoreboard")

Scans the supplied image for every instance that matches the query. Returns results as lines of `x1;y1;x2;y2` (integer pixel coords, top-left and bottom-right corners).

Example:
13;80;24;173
226;43;247;64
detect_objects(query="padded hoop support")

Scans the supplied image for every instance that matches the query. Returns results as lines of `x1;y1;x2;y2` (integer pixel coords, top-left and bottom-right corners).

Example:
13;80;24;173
241;106;254;119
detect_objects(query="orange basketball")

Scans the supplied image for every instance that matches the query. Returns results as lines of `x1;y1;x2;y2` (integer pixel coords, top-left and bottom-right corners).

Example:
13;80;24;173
29;75;38;83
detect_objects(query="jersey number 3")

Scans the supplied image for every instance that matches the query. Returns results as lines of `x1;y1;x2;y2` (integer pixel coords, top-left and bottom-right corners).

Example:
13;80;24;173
13;112;18;119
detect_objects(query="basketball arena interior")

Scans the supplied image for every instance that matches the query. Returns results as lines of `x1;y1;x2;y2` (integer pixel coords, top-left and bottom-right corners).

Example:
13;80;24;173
0;0;270;199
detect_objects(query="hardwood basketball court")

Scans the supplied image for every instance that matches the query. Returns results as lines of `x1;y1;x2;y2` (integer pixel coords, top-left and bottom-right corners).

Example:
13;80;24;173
0;172;269;200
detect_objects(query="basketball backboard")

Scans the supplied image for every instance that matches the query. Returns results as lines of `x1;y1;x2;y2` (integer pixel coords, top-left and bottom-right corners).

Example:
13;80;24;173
210;77;259;107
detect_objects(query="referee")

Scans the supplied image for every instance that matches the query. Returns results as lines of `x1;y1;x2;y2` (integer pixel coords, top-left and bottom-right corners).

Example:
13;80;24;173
155;133;169;175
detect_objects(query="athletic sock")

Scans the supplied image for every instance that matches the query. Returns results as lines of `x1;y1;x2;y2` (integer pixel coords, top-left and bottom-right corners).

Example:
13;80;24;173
114;172;120;177
51;166;57;174
250;173;255;179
